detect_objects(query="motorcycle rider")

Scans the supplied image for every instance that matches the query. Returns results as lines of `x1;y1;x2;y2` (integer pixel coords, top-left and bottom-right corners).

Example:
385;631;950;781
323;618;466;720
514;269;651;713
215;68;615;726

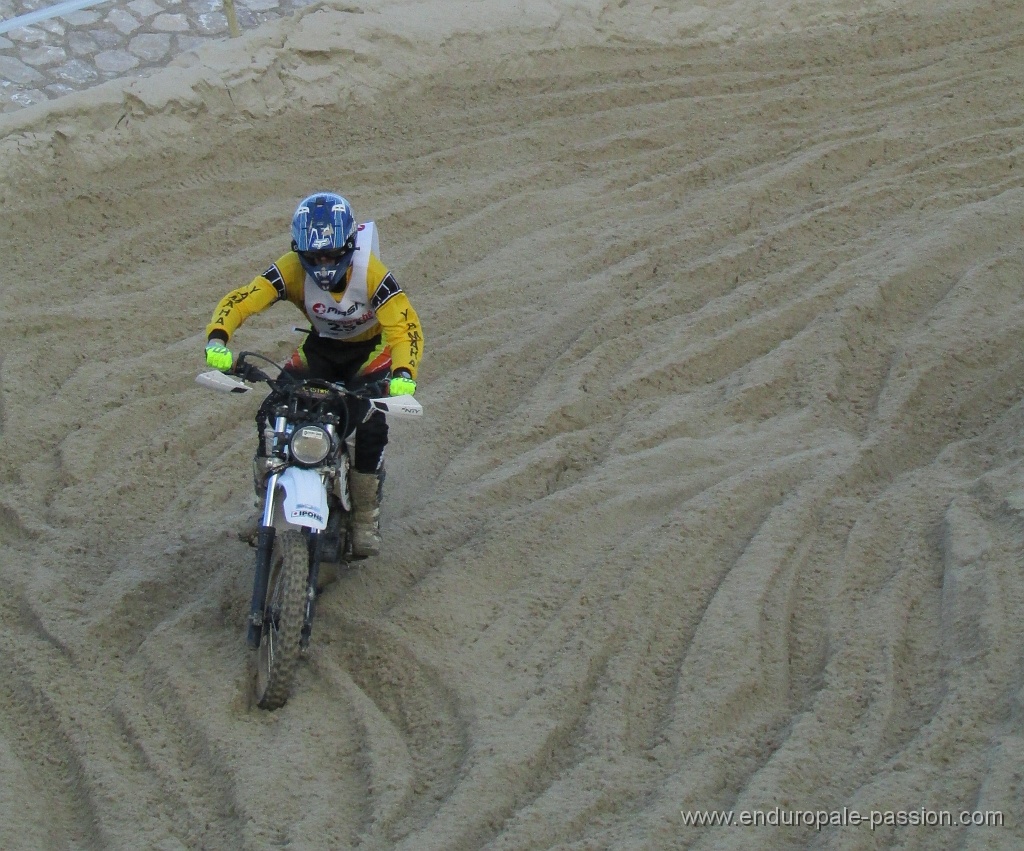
203;192;423;557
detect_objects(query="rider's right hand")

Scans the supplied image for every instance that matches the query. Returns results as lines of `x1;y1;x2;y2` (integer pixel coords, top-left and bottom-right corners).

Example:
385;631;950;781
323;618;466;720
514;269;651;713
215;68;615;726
205;340;233;371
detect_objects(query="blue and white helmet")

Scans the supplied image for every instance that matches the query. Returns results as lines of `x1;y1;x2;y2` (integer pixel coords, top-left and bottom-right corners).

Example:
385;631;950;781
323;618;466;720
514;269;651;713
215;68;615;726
291;192;358;292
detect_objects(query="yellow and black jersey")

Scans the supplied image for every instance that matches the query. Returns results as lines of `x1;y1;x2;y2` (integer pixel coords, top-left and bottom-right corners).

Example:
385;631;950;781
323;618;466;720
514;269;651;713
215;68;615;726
206;248;422;379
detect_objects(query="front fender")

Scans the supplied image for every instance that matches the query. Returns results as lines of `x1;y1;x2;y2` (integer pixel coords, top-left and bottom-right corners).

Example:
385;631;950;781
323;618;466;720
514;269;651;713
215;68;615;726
275;466;328;531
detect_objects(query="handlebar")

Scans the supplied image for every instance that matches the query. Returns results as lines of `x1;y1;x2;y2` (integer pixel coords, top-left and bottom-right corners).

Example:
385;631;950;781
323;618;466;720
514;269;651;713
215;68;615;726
231;352;390;400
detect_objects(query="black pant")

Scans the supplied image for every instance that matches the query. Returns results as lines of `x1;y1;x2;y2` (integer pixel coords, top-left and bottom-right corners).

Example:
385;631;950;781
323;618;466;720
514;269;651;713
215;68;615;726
274;332;390;473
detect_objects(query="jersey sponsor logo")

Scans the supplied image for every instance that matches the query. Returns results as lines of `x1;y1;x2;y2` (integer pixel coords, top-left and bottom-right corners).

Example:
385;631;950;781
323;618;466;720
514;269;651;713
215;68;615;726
312;300;365;318
213;282;262;325
404;314;422;364
371;273;402;310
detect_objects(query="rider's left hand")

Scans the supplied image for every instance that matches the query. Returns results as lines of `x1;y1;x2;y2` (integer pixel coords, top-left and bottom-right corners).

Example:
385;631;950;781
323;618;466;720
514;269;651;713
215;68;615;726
389;369;416;396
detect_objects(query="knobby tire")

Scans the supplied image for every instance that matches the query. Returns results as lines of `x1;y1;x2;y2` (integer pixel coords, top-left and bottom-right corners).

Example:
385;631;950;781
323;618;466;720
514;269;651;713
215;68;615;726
254;530;308;710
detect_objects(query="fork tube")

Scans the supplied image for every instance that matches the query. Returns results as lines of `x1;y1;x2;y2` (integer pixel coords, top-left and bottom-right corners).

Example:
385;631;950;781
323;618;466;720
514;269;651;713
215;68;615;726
260;470;279;527
247;471;280;649
303;531;321;648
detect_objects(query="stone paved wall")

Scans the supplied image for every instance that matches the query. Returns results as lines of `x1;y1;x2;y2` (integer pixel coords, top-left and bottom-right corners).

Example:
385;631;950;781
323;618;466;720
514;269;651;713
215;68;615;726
0;0;303;112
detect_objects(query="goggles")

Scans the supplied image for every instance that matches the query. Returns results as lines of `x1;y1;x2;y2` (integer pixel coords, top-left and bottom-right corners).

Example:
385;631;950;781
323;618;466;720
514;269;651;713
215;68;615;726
300;247;352;266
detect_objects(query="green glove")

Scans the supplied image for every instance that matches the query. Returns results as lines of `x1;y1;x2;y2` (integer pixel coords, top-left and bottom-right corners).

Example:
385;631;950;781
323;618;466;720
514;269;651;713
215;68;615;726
389;372;417;396
205;340;233;371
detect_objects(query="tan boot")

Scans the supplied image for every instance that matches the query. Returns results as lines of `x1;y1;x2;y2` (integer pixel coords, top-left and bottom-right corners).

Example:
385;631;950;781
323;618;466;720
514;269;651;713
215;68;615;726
349;471;382;558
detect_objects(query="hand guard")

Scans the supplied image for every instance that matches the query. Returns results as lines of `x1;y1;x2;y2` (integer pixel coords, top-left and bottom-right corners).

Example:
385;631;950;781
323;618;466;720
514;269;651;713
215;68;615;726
205;341;233;371
389;374;417;396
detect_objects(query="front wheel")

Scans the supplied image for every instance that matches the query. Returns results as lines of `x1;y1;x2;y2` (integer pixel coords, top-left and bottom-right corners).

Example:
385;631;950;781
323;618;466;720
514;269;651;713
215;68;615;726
253;530;308;710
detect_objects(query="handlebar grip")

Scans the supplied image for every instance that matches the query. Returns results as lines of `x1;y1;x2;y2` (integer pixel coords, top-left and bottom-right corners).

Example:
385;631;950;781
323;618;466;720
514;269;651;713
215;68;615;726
352;378;389;399
232;361;269;383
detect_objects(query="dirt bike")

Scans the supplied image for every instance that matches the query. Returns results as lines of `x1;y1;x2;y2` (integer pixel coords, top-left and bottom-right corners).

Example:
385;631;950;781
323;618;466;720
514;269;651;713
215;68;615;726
196;352;423;710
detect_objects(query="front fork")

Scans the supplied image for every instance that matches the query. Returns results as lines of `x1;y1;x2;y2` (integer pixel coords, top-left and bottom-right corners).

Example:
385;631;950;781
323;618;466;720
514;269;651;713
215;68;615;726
246;469;327;650
246;471;280;649
302;535;323;648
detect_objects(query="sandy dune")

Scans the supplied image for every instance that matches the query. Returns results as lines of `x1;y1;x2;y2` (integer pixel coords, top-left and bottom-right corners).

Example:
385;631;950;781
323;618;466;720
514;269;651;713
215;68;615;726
1;0;1024;848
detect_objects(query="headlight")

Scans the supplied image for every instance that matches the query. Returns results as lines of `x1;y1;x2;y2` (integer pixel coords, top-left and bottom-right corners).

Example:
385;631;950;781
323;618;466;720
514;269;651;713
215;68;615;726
289;425;331;466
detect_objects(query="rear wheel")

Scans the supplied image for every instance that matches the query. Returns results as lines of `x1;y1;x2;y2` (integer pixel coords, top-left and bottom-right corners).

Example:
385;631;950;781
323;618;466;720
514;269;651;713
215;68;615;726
253;530;308;710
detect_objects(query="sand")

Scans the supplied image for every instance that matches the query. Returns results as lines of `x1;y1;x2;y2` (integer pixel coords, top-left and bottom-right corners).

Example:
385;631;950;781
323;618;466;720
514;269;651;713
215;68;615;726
1;0;1024;848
